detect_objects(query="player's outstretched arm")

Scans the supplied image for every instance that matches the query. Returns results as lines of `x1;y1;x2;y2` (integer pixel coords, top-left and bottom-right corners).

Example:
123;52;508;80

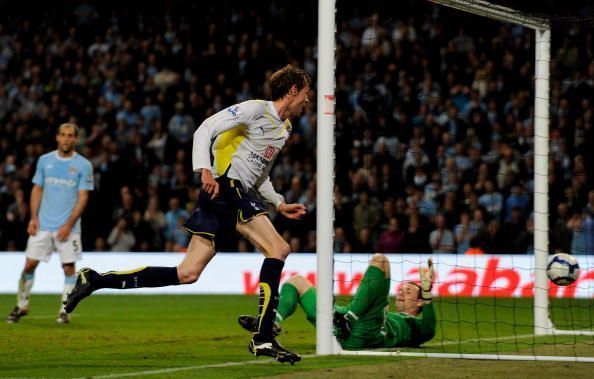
278;203;307;220
420;257;434;304
416;258;437;344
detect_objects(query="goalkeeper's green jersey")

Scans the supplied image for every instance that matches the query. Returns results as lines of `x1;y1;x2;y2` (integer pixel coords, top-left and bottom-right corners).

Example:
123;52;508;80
337;302;436;349
382;302;436;348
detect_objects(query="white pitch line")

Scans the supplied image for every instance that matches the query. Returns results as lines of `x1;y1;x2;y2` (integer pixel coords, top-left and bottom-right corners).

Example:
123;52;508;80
424;333;537;347
22;315;61;319
71;354;317;379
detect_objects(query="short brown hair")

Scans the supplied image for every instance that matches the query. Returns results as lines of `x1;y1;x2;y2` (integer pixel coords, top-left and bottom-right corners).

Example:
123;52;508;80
269;65;312;101
58;123;79;137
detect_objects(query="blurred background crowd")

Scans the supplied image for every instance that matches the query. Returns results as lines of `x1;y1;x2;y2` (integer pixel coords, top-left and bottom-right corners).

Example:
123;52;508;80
0;0;592;254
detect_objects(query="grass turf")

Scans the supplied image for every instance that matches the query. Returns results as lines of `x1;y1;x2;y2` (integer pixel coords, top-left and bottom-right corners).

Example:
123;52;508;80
0;294;592;378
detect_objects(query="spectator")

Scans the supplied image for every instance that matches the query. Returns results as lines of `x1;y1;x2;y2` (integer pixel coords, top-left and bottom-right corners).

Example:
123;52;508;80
130;210;153;251
401;213;431;253
164;197;189;245
139;96;162;136
500;207;530;254
352;191;381;238
478;180;503;221
107;217;136;252
482;220;507;254
93;237;107;252
376;217;405;254
429;214;455;254
351;227;374;253
504;184;529;222
167;102;194;153
567;211;594;255
334;227;348;253
454;211;472;254
143;195;166;251
551;202;572;253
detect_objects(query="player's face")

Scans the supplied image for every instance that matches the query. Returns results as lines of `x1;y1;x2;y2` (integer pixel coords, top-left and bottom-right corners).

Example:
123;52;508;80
56;126;78;156
288;84;310;118
395;282;422;315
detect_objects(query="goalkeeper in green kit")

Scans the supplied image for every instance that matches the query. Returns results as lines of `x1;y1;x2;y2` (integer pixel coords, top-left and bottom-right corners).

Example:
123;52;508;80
239;253;436;349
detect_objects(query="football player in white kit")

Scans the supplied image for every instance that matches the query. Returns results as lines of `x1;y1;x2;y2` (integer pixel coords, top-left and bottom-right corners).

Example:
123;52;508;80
66;65;310;364
7;123;94;324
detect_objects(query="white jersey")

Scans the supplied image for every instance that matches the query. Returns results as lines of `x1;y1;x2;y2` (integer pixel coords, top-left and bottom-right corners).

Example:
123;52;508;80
192;100;290;207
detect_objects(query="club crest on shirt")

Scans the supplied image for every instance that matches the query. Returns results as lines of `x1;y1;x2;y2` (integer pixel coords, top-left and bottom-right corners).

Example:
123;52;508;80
263;145;276;160
69;166;78;175
226;105;242;118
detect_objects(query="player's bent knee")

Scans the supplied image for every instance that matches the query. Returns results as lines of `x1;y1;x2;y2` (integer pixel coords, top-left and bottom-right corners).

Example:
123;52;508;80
267;240;290;260
279;241;291;259
370;253;390;277
177;269;200;284
286;275;313;294
286;275;305;285
370;253;388;267
24;262;38;272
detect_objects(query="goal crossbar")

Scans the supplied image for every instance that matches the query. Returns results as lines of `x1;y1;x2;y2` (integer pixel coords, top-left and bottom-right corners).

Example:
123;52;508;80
429;0;550;29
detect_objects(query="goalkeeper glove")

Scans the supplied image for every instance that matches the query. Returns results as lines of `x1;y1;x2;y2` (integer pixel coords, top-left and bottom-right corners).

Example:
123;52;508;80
420;258;435;302
333;310;354;341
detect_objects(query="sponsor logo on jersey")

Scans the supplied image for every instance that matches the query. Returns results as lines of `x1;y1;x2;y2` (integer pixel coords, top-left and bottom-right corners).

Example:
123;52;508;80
247;151;267;170
45;177;77;187
263;146;276;160
226;105;242;118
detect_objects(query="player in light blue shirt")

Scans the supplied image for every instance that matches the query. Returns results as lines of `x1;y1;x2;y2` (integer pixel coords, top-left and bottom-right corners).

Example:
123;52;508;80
6;123;94;324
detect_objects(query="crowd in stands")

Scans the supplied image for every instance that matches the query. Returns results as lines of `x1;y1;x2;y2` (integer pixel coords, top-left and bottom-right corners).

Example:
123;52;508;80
0;1;593;254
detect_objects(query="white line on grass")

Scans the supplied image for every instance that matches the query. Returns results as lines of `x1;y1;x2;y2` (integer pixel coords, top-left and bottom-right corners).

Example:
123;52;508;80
71;355;317;379
424;333;536;347
23;315;60;319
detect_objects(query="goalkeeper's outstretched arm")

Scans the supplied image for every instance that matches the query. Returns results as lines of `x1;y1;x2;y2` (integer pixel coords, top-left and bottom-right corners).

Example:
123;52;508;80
416;258;436;344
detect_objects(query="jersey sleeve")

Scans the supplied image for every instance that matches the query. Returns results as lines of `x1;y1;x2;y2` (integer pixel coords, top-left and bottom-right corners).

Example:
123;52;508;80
414;302;436;345
192;101;264;172
257;177;284;208
79;159;95;191
32;156;45;187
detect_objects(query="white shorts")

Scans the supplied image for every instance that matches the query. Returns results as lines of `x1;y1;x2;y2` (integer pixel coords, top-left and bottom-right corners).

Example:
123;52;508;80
25;230;82;264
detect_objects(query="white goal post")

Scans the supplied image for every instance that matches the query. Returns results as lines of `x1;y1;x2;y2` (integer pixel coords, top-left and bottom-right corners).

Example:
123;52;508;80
315;0;594;361
316;0;337;356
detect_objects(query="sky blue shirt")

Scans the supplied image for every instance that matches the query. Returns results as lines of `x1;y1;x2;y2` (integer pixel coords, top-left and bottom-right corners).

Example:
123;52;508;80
32;151;94;233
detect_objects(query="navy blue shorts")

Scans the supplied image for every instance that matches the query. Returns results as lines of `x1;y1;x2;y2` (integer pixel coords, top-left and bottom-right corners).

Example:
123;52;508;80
183;176;267;249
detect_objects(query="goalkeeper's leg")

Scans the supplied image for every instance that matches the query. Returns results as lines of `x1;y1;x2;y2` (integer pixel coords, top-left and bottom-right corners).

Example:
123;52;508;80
279;276;316;324
238;276;313;335
65;235;215;313
345;253;391;321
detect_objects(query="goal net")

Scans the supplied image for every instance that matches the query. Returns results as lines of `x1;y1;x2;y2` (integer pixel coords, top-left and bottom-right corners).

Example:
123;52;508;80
316;0;594;362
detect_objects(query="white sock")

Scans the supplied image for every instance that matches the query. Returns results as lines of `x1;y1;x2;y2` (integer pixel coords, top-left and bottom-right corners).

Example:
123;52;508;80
61;275;76;313
17;272;35;309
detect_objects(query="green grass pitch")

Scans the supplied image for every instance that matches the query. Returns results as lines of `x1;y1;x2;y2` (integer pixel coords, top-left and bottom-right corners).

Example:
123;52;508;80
0;294;593;378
